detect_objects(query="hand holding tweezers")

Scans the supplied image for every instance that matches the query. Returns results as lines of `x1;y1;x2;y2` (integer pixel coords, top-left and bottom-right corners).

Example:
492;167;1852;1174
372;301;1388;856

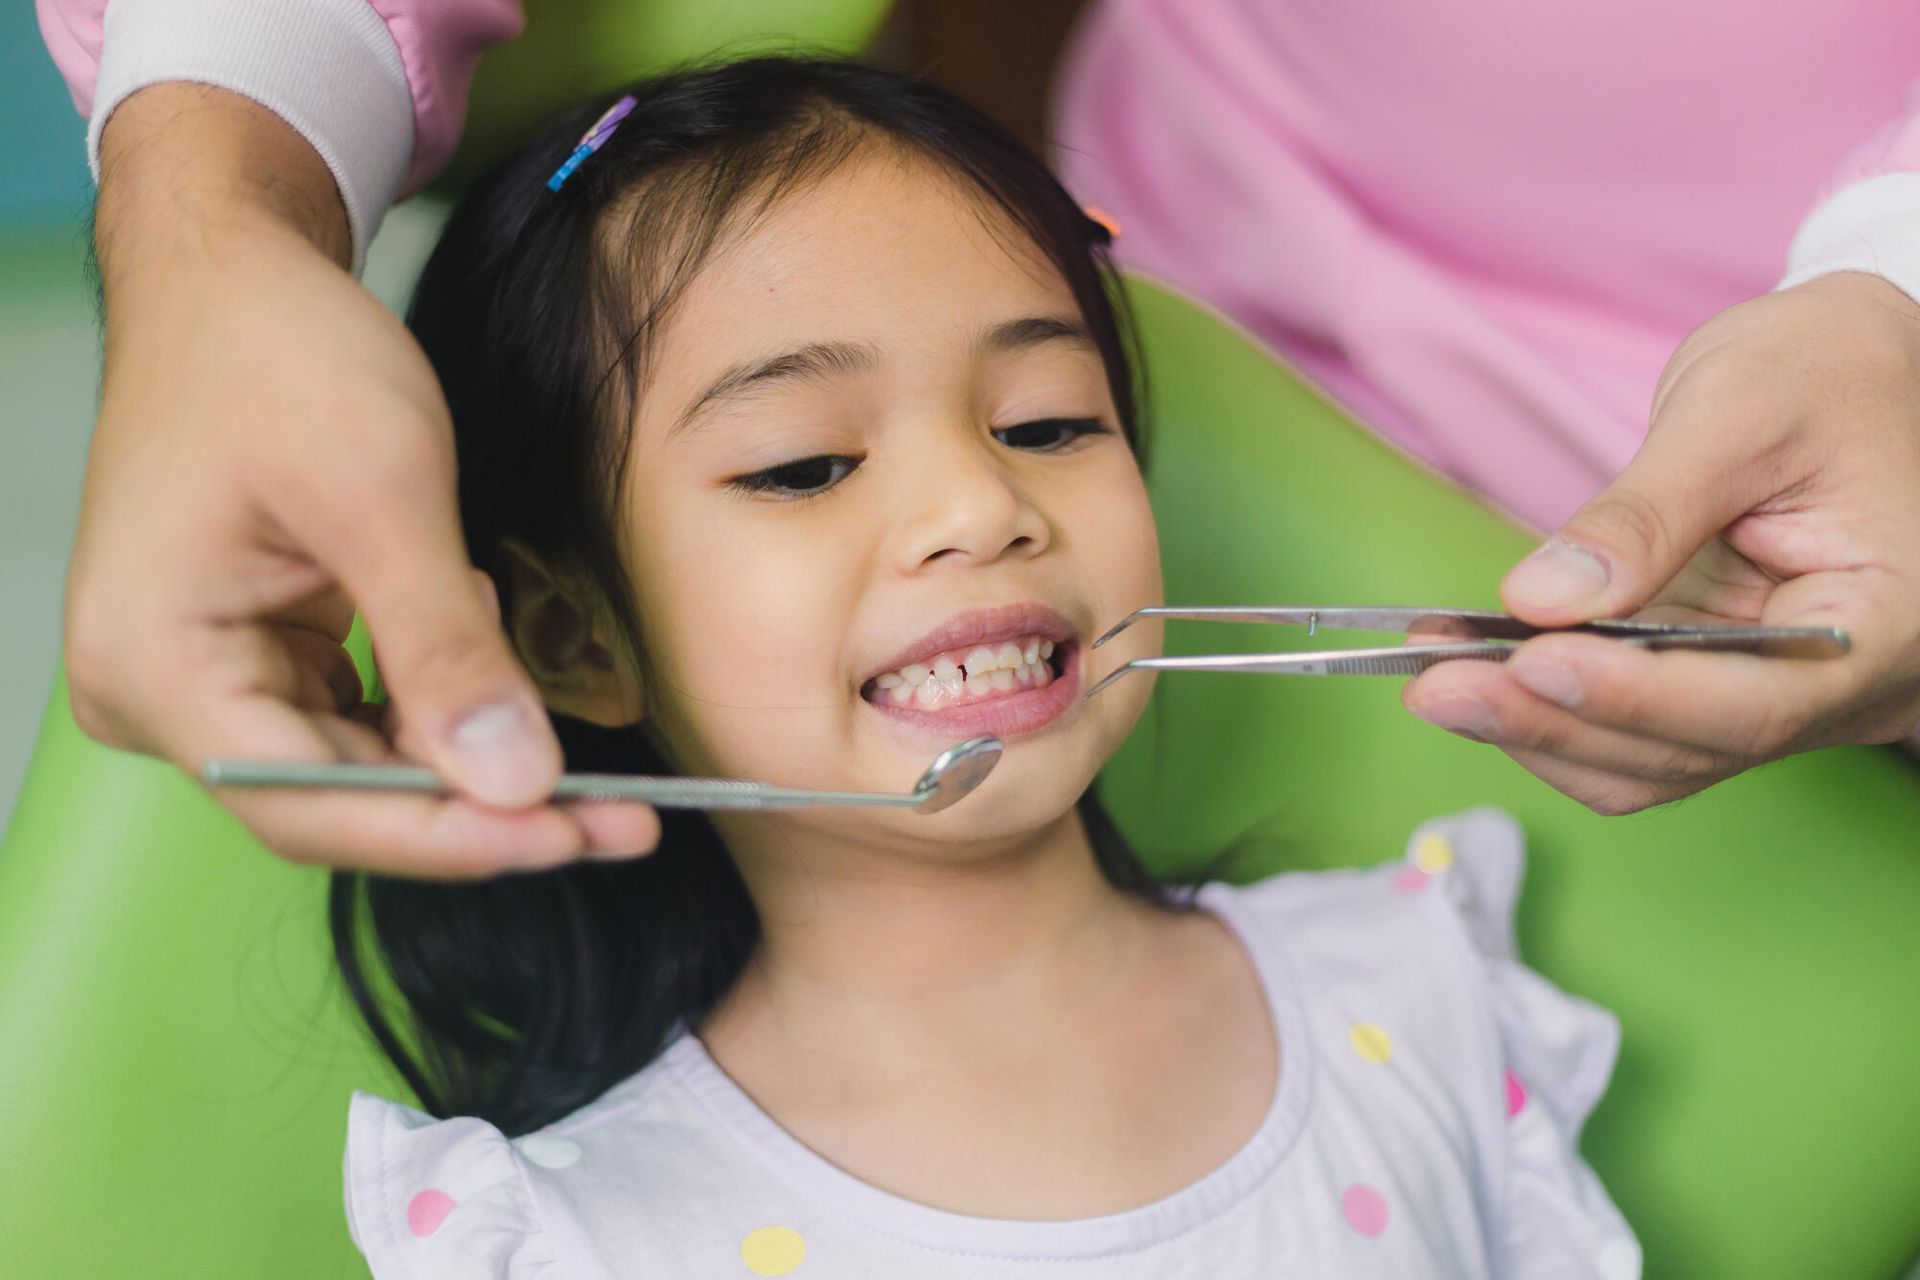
1083;606;1850;700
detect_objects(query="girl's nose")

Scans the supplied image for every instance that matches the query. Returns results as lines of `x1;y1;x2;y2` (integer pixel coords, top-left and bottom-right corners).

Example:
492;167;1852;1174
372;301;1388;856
894;427;1051;572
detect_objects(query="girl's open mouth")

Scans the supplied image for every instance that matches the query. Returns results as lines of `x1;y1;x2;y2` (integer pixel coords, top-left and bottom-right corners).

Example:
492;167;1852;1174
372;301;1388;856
858;632;1082;739
861;633;1066;707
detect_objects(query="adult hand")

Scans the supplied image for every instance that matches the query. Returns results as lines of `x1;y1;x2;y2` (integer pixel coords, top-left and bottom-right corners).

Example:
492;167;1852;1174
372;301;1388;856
1404;270;1920;814
68;84;658;875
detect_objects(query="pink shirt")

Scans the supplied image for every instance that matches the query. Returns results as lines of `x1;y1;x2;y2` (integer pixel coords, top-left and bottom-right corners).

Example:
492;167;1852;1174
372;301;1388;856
1053;0;1920;527
37;0;1920;527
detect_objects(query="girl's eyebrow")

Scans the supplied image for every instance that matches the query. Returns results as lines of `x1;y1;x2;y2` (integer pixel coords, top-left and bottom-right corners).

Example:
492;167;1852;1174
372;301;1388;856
669;315;1096;439
672;340;878;439
982;314;1095;355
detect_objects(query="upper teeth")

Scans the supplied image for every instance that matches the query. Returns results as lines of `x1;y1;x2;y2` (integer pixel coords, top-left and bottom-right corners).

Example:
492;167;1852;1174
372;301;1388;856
872;636;1057;708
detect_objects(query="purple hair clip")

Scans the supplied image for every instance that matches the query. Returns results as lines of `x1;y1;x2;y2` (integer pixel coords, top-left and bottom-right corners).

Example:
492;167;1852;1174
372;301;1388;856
547;94;638;192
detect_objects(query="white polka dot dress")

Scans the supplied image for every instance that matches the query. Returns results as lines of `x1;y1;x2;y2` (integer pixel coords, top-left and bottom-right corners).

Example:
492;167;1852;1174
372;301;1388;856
344;807;1639;1277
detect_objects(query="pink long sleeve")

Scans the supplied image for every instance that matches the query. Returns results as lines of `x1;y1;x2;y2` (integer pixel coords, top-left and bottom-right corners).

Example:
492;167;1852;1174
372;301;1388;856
36;0;522;268
35;0;101;119
366;0;525;191
1825;78;1920;184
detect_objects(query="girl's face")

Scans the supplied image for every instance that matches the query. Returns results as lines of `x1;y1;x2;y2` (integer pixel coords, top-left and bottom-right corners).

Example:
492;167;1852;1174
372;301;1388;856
593;149;1161;852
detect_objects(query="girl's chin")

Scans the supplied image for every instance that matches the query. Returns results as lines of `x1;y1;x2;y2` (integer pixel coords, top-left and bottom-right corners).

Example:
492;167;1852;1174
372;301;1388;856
874;745;1106;849
876;784;1090;851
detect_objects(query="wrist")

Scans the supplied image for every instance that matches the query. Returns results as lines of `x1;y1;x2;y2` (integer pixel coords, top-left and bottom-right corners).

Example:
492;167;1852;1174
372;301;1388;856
95;82;352;291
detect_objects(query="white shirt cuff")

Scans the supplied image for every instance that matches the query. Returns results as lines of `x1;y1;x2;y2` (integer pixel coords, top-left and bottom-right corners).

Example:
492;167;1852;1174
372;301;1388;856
87;0;414;274
1775;171;1920;309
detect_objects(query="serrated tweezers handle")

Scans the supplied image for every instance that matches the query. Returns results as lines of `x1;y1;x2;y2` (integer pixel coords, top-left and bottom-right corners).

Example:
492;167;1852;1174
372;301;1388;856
1081;627;1850;700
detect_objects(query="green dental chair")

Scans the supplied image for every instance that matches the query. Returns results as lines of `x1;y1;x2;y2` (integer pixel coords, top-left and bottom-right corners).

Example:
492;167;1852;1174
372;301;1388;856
6;16;1920;1279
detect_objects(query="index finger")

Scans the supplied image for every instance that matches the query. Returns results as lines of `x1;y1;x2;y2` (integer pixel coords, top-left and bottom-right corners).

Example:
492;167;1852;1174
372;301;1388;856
1496;628;1872;759
187;691;588;877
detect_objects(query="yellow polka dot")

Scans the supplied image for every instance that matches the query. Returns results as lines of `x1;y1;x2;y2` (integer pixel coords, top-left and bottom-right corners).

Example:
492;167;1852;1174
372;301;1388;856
740;1225;806;1276
1350;1021;1394;1064
1413;832;1454;874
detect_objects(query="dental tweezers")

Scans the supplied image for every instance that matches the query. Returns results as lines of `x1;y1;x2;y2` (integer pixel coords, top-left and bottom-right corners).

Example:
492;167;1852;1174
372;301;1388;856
1082;606;1850;700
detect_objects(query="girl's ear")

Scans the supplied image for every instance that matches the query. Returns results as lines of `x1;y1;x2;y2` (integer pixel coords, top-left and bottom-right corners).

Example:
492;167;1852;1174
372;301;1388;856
498;540;645;728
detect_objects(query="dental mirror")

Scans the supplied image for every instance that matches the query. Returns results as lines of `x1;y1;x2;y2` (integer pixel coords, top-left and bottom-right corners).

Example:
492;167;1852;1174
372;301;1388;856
202;736;1003;815
906;735;1004;813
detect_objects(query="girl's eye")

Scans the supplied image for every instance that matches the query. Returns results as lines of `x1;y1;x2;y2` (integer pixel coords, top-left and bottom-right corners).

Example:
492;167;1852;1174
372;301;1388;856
727;454;861;499
993;417;1112;451
724;419;1107;500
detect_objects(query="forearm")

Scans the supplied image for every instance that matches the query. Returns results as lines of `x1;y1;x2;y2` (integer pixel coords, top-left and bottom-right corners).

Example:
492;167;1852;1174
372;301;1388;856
95;83;351;318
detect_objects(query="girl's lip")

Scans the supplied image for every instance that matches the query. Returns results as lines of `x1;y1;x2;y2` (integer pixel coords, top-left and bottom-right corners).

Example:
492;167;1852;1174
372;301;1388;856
861;640;1081;740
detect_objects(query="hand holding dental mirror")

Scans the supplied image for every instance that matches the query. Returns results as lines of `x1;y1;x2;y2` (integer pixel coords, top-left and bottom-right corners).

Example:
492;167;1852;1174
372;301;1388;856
203;736;1003;814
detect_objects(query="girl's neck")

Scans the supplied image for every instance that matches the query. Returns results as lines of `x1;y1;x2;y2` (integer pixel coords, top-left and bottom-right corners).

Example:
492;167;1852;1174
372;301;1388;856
698;805;1166;1074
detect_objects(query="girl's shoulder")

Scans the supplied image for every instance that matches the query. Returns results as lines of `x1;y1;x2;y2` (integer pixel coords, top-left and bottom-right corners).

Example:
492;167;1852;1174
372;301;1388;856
1203;810;1635;1273
1202;805;1619;1128
1204;805;1529;971
342;1034;741;1278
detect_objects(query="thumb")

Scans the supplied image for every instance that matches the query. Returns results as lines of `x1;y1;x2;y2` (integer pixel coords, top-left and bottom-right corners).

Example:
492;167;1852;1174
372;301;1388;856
312;478;561;808
1501;420;1761;626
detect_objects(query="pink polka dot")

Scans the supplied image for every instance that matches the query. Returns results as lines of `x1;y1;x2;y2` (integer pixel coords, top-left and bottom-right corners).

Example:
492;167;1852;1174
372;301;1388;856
1341;1183;1390;1237
1504;1069;1528;1118
406;1189;456;1237
1392;867;1430;893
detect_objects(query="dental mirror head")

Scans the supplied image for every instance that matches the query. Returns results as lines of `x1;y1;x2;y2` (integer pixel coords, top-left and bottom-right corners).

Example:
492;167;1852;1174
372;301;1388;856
910;735;1004;812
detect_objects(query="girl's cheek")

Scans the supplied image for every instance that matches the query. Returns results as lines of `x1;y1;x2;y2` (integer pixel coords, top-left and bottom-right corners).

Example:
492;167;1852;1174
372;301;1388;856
1076;458;1160;596
628;498;857;776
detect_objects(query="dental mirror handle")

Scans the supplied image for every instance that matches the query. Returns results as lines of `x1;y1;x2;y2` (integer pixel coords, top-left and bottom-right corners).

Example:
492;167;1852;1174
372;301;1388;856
201;761;927;811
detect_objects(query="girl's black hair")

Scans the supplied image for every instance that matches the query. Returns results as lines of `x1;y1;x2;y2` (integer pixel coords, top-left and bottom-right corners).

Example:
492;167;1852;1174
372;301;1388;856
328;56;1198;1137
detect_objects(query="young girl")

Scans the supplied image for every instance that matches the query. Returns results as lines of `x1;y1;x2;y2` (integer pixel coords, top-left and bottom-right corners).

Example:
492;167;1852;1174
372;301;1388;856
335;57;1638;1278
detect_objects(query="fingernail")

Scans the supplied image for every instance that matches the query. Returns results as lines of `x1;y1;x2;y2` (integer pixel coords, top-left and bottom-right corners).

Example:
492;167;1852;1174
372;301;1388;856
1507;540;1610;611
450;700;549;802
1413;696;1500;742
1509;657;1583;708
584;843;649;861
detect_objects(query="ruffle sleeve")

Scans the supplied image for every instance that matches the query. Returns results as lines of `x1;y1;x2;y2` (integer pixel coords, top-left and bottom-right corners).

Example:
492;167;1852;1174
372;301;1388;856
345;1090;561;1279
1406;808;1644;1280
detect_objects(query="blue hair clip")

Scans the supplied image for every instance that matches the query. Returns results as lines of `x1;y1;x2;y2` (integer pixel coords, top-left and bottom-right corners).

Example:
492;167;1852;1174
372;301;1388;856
547;94;638;192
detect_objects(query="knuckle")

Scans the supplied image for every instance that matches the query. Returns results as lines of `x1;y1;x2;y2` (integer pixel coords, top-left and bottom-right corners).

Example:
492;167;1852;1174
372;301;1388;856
63;631;144;750
386;629;526;722
65;685;116;745
394;632;515;705
230;810;328;866
1640;737;1732;782
1747;697;1810;757
1583;779;1660;817
63;622;115;703
1501;703;1573;755
360;420;452;490
273;840;329;868
1580;487;1673;563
